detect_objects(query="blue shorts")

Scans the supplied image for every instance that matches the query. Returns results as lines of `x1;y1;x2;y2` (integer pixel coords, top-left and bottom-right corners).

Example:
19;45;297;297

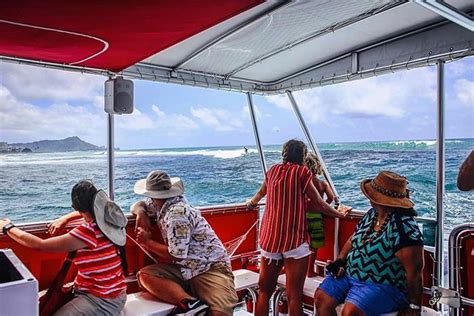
318;274;409;316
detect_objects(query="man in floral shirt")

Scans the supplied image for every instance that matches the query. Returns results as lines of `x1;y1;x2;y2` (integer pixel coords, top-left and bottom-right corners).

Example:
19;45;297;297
132;170;237;316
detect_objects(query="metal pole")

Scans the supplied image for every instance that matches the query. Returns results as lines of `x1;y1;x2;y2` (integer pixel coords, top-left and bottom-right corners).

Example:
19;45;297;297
286;90;341;258
246;92;267;175
107;113;115;200
286;91;339;200
435;60;445;291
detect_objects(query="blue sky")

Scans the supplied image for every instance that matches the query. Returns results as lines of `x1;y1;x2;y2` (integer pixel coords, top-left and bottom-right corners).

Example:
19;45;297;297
0;57;472;149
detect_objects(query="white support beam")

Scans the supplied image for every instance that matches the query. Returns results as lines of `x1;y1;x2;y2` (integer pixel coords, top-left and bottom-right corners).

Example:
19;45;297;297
414;1;473;32
246;92;267;175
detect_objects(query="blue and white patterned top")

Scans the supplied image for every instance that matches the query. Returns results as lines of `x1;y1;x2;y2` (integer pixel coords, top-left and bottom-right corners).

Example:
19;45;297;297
346;208;424;290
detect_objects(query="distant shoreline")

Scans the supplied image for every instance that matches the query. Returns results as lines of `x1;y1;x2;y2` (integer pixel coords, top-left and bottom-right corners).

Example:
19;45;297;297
118;137;474;152
0;136;104;154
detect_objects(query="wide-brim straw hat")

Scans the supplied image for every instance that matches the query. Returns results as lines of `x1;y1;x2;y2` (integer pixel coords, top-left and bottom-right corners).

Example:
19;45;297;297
93;190;127;246
360;171;414;209
134;170;184;199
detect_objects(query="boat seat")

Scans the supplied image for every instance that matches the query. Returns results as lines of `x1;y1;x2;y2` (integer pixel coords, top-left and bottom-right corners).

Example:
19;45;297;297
233;269;260;292
273;274;324;315
122;269;259;316
277;274;324;297
381;307;438;315
232;269;260;311
121;292;175;316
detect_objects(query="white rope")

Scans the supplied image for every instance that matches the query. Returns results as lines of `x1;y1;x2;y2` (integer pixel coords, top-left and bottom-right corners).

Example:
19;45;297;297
127;219;258;262
225;220;258;257
0;19;109;65
126;233;158;264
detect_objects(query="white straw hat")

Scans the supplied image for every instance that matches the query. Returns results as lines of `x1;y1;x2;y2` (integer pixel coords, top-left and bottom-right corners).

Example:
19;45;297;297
134;170;184;199
93;190;127;246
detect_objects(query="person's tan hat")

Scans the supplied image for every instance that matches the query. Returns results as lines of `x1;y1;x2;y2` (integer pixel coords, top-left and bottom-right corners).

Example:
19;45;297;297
93;190;127;246
134;170;184;199
360;171;414;209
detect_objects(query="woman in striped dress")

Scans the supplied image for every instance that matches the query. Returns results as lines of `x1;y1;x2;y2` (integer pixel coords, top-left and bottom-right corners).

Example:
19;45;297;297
247;139;351;316
0;180;128;316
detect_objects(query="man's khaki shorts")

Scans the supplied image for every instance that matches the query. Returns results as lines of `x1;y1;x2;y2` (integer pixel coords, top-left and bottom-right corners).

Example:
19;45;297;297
138;262;238;314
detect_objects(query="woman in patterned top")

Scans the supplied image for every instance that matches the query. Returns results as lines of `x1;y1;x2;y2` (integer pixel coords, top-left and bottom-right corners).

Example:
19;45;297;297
0;180;128;316
247;139;351;316
314;171;424;316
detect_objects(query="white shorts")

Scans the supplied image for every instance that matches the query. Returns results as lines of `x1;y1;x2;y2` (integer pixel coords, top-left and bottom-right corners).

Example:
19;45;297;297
261;242;311;261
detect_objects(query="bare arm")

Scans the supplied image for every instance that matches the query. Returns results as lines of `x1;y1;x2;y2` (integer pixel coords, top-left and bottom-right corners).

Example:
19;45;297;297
306;181;348;218
4;224;87;252
143;240;175;262
248;182;267;206
48;211;82;236
136;228;175;262
323;181;336;204
131;200;152;232
396;246;424;314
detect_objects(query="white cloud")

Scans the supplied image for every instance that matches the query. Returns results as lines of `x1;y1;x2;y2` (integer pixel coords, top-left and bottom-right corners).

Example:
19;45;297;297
455;79;474;108
241;104;271;119
115;108;155;131
0;60;202;144
151;105;199;131
265;67;436;122
0;85;105;144
448;58;473;77
0;62;103;102
191;106;244;132
0;82;200;144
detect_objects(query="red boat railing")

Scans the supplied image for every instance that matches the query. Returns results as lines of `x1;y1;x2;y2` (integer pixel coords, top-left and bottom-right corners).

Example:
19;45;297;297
449;223;474;316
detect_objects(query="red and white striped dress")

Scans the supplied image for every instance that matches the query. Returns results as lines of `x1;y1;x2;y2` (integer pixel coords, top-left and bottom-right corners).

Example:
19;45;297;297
69;222;126;298
259;163;313;253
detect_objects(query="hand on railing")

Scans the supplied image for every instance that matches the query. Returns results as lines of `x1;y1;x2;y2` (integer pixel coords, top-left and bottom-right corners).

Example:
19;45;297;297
245;199;258;210
336;204;352;217
135;211;152;233
136;227;152;245
47;218;68;236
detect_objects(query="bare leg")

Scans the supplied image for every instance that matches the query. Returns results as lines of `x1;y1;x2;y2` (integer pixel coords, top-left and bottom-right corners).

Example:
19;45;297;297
255;258;284;316
341;302;365;316
138;272;193;304
314;289;338;316
307;250;318;277
284;256;308;316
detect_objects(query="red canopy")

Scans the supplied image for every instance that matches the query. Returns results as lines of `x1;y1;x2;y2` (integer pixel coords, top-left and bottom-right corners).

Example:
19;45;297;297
0;0;262;72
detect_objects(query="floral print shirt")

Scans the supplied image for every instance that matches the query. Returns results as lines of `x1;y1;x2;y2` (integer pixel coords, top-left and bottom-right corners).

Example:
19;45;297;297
145;196;230;280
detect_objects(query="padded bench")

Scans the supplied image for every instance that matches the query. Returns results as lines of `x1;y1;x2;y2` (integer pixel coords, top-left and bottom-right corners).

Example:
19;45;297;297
121;292;175;316
274;274;438;316
122;269;259;316
273;275;324;315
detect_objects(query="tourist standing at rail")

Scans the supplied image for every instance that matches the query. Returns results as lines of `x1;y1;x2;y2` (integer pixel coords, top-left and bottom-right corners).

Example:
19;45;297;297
131;170;237;316
0;180;128;315
314;171;424;316
247;139;351;316
304;152;336;277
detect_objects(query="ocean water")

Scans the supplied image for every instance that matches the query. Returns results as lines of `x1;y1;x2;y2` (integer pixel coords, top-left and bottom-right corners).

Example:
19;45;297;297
0;139;473;234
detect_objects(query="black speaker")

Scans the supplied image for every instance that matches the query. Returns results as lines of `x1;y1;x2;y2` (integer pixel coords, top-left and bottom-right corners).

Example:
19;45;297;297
104;77;134;114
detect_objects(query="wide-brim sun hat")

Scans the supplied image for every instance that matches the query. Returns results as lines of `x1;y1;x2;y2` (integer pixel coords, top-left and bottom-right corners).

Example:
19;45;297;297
360;170;414;209
93;190;127;246
134;170;184;199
